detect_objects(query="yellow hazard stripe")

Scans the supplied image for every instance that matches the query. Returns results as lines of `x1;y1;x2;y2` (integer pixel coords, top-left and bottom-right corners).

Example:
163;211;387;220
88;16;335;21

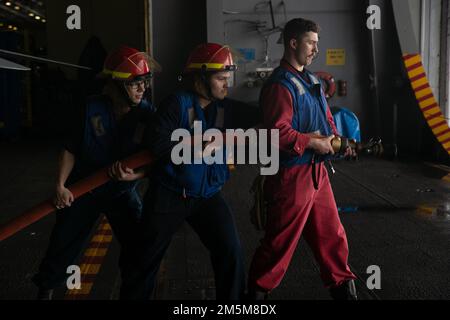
432;128;448;137
438;131;450;142
419;97;436;109
415;87;433;99
79;263;102;274
91;234;112;242
403;53;450;156
443;140;450;148
67;282;94;296
404;55;421;67
424;109;442;118
84;248;108;257
411;77;428;89
416;174;450;224
64;216;113;299
417;205;435;215
98;223;112;231
408;66;425;78
428;116;445;127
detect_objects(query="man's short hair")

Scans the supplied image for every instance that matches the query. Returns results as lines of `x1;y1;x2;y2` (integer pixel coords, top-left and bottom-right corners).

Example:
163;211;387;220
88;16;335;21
283;18;320;47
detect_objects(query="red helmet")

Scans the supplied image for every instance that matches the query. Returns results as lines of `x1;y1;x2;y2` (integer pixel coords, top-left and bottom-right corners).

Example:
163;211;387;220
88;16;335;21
102;46;160;81
184;43;237;74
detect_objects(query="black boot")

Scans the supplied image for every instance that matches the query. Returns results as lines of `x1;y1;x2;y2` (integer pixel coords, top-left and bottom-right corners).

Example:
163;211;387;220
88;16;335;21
329;280;358;300
37;288;54;300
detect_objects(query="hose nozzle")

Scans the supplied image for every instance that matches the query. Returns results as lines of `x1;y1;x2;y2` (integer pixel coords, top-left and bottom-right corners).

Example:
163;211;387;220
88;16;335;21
331;136;395;158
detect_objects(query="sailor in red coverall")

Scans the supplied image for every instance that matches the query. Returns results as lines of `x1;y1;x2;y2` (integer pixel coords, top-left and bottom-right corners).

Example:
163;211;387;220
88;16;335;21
248;18;358;300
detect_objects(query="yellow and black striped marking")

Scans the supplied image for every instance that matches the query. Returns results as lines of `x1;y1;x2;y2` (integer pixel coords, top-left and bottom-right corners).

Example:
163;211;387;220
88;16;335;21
403;54;450;155
65;215;113;300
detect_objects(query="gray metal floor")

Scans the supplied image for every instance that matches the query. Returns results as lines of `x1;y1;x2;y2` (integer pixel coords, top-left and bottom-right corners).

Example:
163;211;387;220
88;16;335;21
0;138;449;300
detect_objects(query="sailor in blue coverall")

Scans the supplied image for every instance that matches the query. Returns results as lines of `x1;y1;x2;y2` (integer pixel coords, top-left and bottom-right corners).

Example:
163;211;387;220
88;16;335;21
120;43;249;300
32;46;158;299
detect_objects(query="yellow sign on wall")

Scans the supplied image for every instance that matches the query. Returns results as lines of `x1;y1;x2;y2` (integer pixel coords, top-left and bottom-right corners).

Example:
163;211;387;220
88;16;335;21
326;49;346;66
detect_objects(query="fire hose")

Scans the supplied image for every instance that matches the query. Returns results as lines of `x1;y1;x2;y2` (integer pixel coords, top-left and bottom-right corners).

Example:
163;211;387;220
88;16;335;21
0;151;153;242
330;136;394;157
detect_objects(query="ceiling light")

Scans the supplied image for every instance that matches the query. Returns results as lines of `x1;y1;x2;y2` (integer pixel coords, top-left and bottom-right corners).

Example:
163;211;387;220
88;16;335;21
14;5;20;10
35;16;41;20
5;2;12;6
29;12;34;17
41;19;46;23
13;27;17;31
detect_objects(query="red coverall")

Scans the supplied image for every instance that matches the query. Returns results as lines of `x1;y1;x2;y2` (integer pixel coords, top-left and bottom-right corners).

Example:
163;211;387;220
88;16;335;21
248;60;356;292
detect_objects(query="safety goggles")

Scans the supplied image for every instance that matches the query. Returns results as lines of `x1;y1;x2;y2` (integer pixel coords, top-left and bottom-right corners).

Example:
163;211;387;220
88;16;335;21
125;77;152;90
